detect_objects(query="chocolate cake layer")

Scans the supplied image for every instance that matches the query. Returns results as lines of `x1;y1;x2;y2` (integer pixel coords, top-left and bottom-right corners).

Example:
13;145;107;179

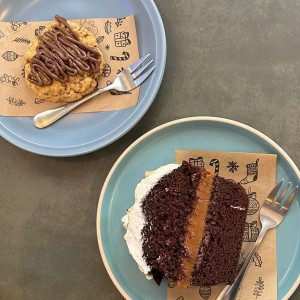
124;160;249;287
141;161;201;281
191;176;249;285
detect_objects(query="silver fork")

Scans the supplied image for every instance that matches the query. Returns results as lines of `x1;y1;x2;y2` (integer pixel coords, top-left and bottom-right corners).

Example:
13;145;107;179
217;179;298;300
33;54;155;128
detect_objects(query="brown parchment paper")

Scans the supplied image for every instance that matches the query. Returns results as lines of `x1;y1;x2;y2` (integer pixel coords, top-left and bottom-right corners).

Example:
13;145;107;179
0;16;139;116
167;150;277;300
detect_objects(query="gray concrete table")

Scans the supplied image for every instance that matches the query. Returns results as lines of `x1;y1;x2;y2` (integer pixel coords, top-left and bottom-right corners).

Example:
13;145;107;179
1;1;300;299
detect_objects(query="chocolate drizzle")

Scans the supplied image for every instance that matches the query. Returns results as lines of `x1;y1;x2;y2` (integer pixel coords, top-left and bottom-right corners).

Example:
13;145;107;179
28;15;101;87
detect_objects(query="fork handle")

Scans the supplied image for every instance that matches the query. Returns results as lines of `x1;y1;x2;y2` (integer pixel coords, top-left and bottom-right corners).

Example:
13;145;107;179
33;84;114;129
216;225;269;300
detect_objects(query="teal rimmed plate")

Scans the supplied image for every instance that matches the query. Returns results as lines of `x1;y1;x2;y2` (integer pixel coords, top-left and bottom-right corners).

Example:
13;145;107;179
96;117;300;300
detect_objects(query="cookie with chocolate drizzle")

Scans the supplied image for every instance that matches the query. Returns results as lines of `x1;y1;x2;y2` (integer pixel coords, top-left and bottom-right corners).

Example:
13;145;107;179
24;15;105;102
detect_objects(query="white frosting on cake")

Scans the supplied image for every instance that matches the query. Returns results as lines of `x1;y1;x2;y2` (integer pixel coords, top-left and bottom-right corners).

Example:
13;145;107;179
230;205;246;211
122;163;179;279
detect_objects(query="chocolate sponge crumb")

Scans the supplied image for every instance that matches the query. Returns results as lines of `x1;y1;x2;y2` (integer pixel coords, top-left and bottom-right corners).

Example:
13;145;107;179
191;176;249;285
141;161;201;280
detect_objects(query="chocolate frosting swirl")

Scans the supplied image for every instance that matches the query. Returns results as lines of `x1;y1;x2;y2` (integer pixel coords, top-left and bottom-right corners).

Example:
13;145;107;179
28;15;101;87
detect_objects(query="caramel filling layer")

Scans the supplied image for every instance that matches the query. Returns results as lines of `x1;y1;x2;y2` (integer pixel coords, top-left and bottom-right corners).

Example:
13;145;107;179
176;169;214;288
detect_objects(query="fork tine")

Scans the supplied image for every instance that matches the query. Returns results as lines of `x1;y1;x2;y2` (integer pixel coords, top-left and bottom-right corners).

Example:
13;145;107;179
267;179;284;203
134;66;155;86
274;182;291;206
133;60;154;79
127;54;151;73
282;186;298;212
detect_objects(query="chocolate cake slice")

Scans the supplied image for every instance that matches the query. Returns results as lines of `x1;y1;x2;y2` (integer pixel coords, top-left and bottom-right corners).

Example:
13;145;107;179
122;161;249;287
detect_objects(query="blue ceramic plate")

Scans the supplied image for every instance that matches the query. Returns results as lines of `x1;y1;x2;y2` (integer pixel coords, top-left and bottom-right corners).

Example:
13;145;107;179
97;117;300;300
0;0;166;157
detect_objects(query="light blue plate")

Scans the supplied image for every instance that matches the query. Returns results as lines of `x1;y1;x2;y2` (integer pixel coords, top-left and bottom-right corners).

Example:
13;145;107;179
0;0;166;157
96;117;300;300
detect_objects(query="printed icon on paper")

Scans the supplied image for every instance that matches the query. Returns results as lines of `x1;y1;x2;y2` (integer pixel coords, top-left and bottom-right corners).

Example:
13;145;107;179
104;20;112;35
0;73;20;87
34;98;46;105
114;31;131;47
101;64;111;77
35;25;46;36
253;252;263;267
79;19;98;36
247;188;260;215
10;22;27;31
116;67;124;75
253;277;264;299
96;36;104;43
209;158;220;175
115;17;126;27
110;51;130;61
199;286;211;300
243;221;259;242
240;159;259;184
2;51;23;62
168;280;176;288
189;157;205;170
6;97;26;107
227;160;240;173
12;37;31;44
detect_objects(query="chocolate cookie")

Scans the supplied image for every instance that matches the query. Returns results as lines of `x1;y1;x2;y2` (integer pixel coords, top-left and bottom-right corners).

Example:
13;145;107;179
24;15;105;102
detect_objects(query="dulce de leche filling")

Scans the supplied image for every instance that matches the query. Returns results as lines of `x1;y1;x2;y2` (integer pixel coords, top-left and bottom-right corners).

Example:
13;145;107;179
176;169;214;288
